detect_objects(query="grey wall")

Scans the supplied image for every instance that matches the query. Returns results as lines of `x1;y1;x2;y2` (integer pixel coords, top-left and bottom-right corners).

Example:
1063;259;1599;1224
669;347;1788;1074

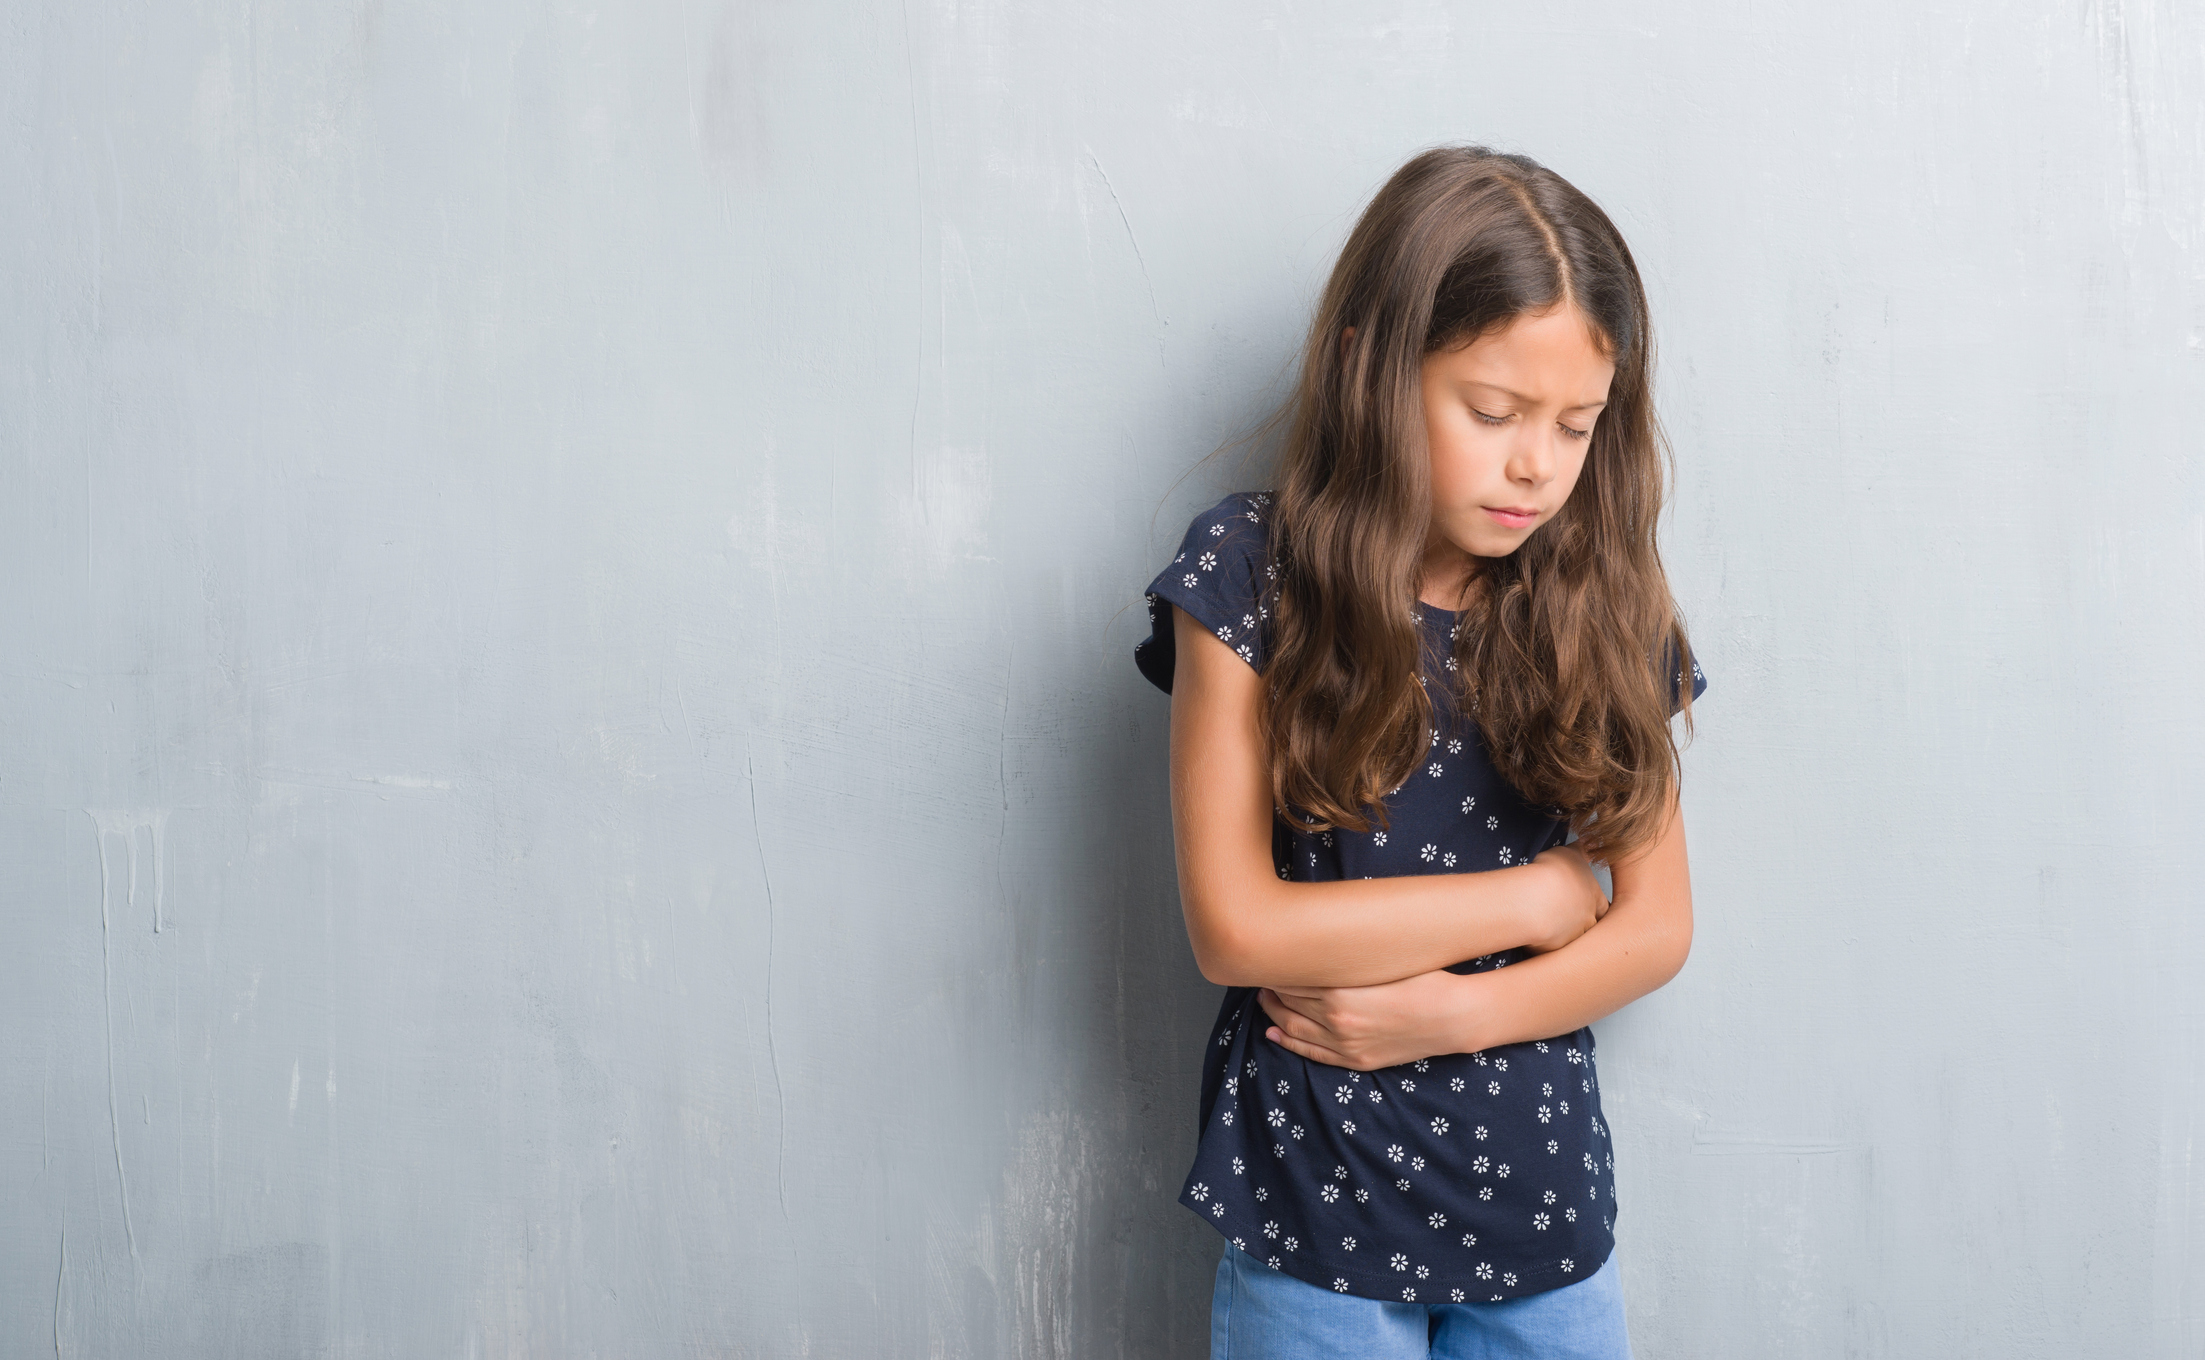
4;2;2201;1356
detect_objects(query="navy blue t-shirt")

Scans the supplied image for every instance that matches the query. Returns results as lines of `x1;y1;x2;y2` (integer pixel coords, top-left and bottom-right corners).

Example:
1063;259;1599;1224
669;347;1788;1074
1135;491;1706;1304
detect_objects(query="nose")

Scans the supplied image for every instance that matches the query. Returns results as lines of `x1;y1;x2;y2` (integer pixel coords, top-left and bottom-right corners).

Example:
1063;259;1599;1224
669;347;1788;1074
1506;424;1556;487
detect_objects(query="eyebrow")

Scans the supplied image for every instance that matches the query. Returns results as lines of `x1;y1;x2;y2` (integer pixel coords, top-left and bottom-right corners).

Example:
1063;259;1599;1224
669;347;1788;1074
1466;382;1609;413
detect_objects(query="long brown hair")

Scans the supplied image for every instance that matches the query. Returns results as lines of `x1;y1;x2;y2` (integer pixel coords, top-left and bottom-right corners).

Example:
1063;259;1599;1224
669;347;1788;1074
1258;145;1695;862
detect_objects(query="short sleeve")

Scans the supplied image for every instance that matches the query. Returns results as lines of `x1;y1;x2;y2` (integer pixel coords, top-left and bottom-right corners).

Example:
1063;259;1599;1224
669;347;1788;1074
1660;634;1709;717
1133;491;1276;694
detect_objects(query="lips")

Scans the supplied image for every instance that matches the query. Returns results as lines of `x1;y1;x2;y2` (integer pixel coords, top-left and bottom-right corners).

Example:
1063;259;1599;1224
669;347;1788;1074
1482;506;1539;528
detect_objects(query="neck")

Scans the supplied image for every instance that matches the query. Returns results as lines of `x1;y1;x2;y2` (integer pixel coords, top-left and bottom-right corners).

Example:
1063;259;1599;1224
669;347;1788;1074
1417;535;1481;612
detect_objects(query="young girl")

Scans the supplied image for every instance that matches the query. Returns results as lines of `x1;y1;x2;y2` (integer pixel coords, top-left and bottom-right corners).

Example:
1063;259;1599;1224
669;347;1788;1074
1133;146;1705;1359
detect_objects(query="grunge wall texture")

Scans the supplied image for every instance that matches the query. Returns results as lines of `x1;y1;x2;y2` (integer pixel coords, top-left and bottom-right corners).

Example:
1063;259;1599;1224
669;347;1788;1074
3;2;2200;1355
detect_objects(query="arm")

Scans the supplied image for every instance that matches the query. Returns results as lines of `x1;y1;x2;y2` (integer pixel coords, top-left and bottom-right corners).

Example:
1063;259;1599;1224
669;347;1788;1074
1256;787;1694;1068
1167;602;1604;989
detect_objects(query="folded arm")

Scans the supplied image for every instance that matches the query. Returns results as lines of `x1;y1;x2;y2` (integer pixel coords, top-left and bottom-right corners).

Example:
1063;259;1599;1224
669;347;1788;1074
1167;602;1605;990
1257;786;1695;1069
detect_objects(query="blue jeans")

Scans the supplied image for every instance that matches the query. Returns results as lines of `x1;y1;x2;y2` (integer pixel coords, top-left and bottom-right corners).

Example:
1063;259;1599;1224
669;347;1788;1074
1209;1243;1634;1360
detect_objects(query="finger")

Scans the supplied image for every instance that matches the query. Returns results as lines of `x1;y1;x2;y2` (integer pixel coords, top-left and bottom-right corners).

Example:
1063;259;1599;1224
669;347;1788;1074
1259;987;1322;1025
1262;1023;1350;1068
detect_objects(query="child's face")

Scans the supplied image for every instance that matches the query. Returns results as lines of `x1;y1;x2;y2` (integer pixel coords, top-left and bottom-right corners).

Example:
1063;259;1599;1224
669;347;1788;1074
1419;304;1615;566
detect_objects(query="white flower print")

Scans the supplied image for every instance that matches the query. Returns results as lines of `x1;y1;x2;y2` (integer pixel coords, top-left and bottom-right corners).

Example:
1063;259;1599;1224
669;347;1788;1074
1494;1058;1508;1073
1503;1272;1518;1287
1583;1153;1596;1171
1225;1077;1239;1096
1236;644;1255;663
1234;1237;1246;1250
1267;1255;1281;1269
1222;1111;1234;1125
1416;1265;1430;1279
1208;524;1226;538
1534;1213;1551;1231
1488;1081;1502;1096
1372;831;1388;847
1499;847;1513;865
1473;1054;1489;1066
1355;1188;1370;1204
1268;1108;1287;1128
1395;1178;1411;1191
1215;626;1234;642
1400;1078;1416;1093
1335;1164;1349;1180
1450;1077;1466;1092
1479;1187;1493;1201
1247;1059;1258;1076
1560;1100;1570;1115
1428;1212;1447;1229
1476;1263;1494;1281
1276;1079;1290;1096
1447;738;1463;755
1427;763;1443;778
1566;1208;1577;1223
1199;551;1218;571
1543;1190;1558;1205
1390;1253;1409;1272
1255;1186;1269;1202
1367;1089;1384;1104
1182;573;1198;588
1474;1125;1489;1140
1451;1288;1466;1302
1497;1163;1512;1178
1561;1258;1576;1273
1567;1048;1585;1065
1535;1041;1549;1053
1542;1082;1553;1097
1335;1084;1354;1105
1231;1156;1245;1175
1462;795;1478;814
1442;852;1457;868
1243;613;1257;631
1292;1125;1305;1140
1341;1119;1357;1135
1537;1106;1552;1124
1341;1237;1357;1252
1285;1236;1299;1251
1486;814;1499;830
1386;1144;1405;1163
1473;1154;1491;1174
1272;1143;1286;1158
1420;842;1438;862
1211;1203;1225;1218
1461;1232;1479;1248
1414;1059;1430;1072
1190;1182;1209;1200
1430;1117;1451;1136
1264;1221;1280;1239
1410;1157;1425;1171
1332;1279;1350;1293
1547;1140;1559;1154
1402;1287;1417;1301
1320;1184;1339;1203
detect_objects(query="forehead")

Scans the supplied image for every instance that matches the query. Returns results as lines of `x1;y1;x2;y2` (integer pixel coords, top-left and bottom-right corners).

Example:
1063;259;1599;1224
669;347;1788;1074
1430;307;1615;406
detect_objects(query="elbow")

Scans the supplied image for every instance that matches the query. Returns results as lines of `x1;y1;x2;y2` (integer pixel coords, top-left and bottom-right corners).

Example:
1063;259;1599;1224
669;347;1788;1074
1185;906;1264;987
1191;927;1258;987
1652;908;1693;988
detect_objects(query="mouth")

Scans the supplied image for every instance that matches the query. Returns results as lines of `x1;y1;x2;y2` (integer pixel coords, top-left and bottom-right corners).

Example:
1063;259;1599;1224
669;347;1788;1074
1482;506;1539;529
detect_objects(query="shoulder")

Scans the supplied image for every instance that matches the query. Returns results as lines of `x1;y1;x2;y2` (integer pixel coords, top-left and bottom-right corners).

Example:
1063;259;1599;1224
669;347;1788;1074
1133;490;1279;693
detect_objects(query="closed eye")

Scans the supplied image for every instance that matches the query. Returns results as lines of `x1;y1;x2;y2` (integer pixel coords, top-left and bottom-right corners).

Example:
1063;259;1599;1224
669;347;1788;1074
1476;409;1594;441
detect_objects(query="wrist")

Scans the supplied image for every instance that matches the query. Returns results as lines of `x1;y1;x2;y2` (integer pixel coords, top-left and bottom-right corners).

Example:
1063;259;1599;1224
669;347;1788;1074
1446;967;1502;1055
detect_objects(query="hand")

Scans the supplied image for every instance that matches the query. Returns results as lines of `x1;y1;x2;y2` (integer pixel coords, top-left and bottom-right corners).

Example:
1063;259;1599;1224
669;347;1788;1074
1525;843;1611;953
1256;970;1484;1072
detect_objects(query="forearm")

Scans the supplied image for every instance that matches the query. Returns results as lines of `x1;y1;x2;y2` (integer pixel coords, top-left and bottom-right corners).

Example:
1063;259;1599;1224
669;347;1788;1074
1454;887;1691;1050
1187;864;1550;990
